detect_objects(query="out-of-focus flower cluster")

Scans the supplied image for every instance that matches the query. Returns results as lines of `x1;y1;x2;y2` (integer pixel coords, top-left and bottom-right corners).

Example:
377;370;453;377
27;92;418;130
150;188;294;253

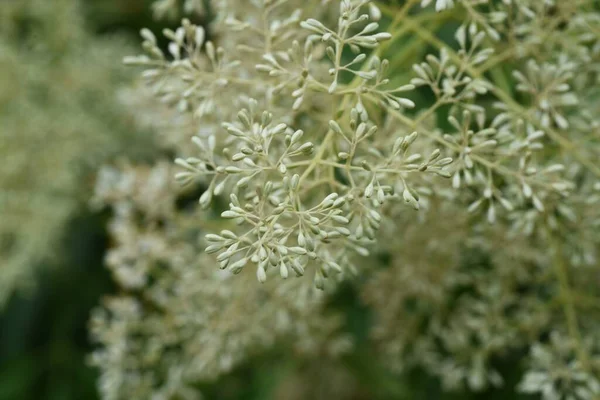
0;0;142;306
91;0;600;398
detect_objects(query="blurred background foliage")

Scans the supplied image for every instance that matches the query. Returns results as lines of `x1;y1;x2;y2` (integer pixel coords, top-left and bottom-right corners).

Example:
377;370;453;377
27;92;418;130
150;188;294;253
0;0;538;399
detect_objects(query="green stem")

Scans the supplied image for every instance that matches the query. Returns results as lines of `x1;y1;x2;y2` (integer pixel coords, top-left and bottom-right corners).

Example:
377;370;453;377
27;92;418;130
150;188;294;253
549;230;591;370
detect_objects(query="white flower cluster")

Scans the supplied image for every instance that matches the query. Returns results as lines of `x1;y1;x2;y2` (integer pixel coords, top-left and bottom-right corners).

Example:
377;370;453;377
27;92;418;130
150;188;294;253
92;0;600;398
90;162;351;399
